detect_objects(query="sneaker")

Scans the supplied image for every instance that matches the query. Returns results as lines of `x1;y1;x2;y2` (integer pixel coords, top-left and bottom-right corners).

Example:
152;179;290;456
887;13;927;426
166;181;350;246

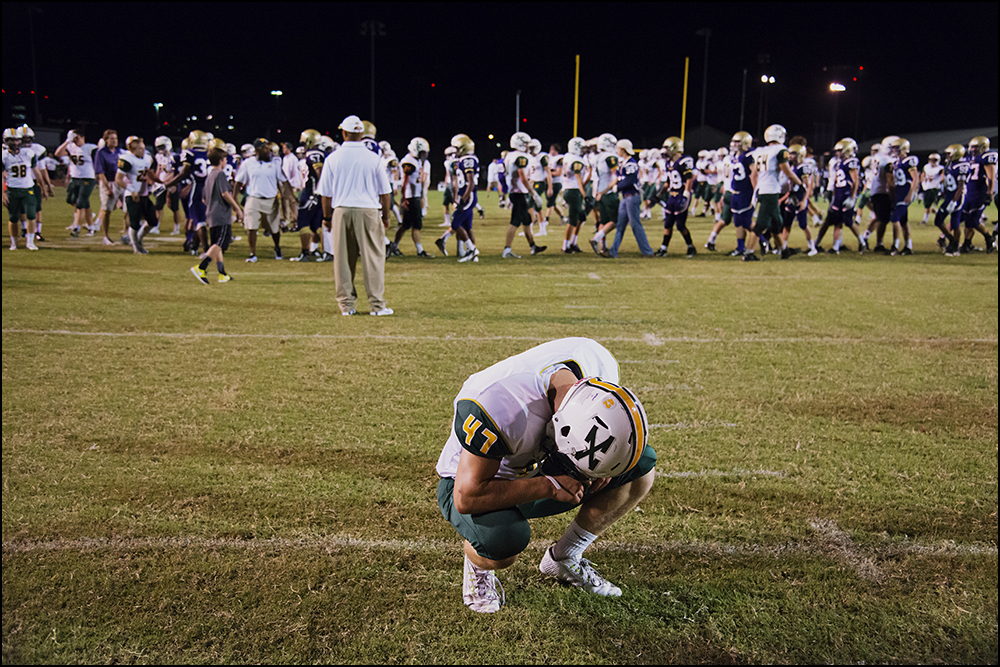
34;233;46;243
190;267;210;285
245;254;258;263
391;244;404;257
417;250;434;258
289;252;310;262
827;247;840;255
807;247;819;256
901;247;913;256
872;244;887;254
85;228;96;237
218;273;232;283
654;248;668;257
781;247;791;260
341;308;357;316
274;249;283;260
760;237;770;255
937;236;947;251
728;248;744;257
530;245;547;255
8;243;15;251
149;226;160;234
539;547;621;597
589;239;602;256
570;244;582;253
686;245;697;258
458;247;480;263
121;234;131;245
371;307;394;316
317;252;335;262
502;249;520;259
463;555;505;613
69;228;80;238
26;242;39;251
103;237;116;246
435;238;448;256
705;242;716;252
478;209;484;219
743;252;760;262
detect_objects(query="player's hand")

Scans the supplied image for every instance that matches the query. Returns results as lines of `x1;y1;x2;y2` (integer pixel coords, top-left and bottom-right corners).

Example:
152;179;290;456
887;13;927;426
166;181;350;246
546;187;553;198
131;193;140;202
2;193;8;207
234;208;244;224
548;475;587;504
401;198;409;210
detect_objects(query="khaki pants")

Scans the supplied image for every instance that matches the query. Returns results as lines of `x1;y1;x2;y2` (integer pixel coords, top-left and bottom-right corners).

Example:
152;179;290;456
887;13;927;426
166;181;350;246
332;207;386;314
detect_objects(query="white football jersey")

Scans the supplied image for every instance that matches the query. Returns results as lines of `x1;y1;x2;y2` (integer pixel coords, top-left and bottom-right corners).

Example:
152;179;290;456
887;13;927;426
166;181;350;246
753;143;788;195
399;154;425;198
504;150;532;194
66;142;98;179
435;338;621;480
116;151;153;195
561;154;587;190
922;164;944;190
3;149;38;189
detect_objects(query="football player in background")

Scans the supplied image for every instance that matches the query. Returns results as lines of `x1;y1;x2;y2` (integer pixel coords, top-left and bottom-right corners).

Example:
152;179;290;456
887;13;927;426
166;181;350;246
527;139;552;237
434;133;481;262
3;127;41;250
441;144;457;228
959;136;996;253
743;125;803;262
653;136;698;258
920;153;944;225
719;131;756;257
18;126;52;242
114;135;157;254
435;337;656;613
290;129;327;263
778;143;815;257
502;132;546;258
560;137;589;254
586;133;620;255
55;129;98;238
390;137;433;258
162;130;212;255
887;137;920;255
813;138;866;256
153;136;184;236
932;144;965;256
860;138;898;254
545;144;565;226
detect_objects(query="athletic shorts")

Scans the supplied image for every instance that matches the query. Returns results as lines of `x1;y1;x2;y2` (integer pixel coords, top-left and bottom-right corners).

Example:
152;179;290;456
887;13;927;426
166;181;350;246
508;193;532;227
6;187;37;222
598;193;619;228
402;197;423;230
962;195;988;228
563;189;585;226
922;189;940;209
782;205;807;231
296;199;323;233
442;187;455;207
870;193;892;224
451;206;473;232
663;193;689;231
243;196;279;234
721;190;733;225
437;445;658;561
209;224;233;252
531;182;547;211
125;195;157;230
753;193;782;237
546;182;562;208
187;185;207;226
890;195;910;224
66;178;95;209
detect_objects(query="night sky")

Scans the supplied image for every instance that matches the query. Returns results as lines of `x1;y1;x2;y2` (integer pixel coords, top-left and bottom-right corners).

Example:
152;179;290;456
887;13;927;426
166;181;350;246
3;2;997;160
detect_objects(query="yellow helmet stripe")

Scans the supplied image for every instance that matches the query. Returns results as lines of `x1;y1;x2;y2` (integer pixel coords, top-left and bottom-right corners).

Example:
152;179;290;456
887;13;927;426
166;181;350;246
587;378;646;473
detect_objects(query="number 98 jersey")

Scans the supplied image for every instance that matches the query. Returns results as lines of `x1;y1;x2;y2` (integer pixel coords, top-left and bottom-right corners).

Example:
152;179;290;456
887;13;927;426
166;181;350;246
435;338;621;481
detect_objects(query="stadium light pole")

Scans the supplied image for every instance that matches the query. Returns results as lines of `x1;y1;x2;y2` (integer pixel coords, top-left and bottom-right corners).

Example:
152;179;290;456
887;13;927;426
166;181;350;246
153;102;163;128
830;83;845;144
758;74;775;138
516;90;521;133
695;28;710;129
360;20;385;123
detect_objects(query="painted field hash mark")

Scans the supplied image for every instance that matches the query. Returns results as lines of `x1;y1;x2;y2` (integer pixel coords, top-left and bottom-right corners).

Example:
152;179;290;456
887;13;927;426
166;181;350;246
656;468;785;479
650;421;738;430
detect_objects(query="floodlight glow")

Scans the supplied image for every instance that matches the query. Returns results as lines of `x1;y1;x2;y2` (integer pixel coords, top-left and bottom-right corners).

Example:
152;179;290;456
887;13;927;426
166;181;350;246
768;76;775;83
830;83;846;92
270;90;283;96
761;75;768;83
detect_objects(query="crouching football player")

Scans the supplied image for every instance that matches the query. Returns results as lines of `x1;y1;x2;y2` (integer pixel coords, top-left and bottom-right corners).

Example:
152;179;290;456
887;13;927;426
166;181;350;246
435;337;655;613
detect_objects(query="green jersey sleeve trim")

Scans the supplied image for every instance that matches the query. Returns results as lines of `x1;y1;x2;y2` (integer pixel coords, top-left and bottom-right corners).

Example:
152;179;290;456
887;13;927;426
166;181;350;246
454;399;512;459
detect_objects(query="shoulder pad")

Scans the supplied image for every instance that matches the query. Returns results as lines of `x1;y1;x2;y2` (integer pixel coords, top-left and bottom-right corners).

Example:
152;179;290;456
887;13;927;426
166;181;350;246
454;399;510;459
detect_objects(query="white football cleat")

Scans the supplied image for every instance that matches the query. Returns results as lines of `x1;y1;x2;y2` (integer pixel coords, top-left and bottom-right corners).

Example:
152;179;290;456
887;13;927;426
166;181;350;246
463;555;505;613
458;247;480;263
539;547;622;597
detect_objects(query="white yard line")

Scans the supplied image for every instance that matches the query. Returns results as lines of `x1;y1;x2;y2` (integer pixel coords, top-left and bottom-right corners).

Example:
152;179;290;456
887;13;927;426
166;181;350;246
656;468;784;479
4;328;995;346
4;529;994;562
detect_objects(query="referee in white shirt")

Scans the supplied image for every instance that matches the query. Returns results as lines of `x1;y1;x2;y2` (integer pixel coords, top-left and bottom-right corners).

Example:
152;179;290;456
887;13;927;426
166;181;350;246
318;115;393;316
234;138;295;262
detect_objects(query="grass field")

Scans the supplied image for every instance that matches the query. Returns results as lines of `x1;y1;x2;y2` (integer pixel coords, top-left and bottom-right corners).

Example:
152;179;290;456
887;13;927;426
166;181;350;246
2;188;998;664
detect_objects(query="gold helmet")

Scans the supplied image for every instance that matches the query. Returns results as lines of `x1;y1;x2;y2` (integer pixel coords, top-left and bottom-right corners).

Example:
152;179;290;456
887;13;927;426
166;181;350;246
210;137;227;152
362;121;377;139
300;129;321;149
943;144;965;164
662;136;684;158
187;130;210;150
181;138;190;151
895;138;911;157
730;131;752;152
788;143;806;163
451;133;475;157
124;135;143;149
269;142;280;157
834;138;858;159
968;136;990;157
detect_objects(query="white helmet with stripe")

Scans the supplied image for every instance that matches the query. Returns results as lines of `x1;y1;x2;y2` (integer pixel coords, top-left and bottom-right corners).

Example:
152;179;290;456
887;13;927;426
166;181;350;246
549;377;649;479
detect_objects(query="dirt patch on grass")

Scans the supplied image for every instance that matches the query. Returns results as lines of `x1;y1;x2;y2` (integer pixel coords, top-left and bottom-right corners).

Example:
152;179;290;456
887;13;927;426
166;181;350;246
787;393;997;435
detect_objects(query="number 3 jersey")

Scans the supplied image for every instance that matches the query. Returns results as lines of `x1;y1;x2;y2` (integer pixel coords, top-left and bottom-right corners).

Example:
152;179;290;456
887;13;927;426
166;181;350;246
435;338;621;481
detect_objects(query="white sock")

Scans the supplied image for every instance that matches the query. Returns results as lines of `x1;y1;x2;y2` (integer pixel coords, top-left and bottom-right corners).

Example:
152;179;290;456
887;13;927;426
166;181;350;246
563;239;569;250
415;242;424;254
570;233;578;246
551;518;598;562
458;240;466;255
708;231;718;243
27;233;36;245
907;238;913;249
893;238;900;249
309;241;318;253
833;238;842;250
442;230;452;241
593;230;605;242
444;213;451;226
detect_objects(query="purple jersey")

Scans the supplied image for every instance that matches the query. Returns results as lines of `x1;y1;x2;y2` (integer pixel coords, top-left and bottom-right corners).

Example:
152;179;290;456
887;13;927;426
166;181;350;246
616;156;640;196
892;155;919;202
729;152;755;209
663;155;694;194
964;151;997;201
943;161;968;196
300;148;326;201
451;154;480;211
362;138;381;155
181;148;210;191
833;156;860;203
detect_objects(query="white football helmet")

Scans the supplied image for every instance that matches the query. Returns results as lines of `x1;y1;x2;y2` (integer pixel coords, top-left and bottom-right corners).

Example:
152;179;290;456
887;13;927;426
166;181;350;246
408;136;429;157
528;138;542;155
241;143;255;159
225;142;237;156
318;136;338;154
549;377;649;480
379;140;392;154
510;132;531;152
444;145;457;158
597;133;618;153
567;137;586;156
155;136;172;153
3;127;21;151
763;124;787;144
647;148;661;161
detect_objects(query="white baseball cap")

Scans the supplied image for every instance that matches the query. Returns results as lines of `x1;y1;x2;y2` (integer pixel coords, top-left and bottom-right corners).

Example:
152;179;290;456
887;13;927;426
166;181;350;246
616;139;635;155
339;115;364;133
